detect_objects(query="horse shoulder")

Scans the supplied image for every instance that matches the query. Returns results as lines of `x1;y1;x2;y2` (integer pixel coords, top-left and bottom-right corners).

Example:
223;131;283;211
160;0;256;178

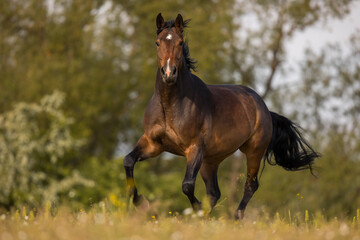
143;94;165;142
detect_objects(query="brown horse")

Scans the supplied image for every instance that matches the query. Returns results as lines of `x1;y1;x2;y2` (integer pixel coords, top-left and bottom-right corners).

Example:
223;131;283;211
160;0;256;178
124;13;319;219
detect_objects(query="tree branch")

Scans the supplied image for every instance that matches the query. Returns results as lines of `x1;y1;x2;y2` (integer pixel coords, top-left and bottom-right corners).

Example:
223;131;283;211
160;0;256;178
261;22;283;99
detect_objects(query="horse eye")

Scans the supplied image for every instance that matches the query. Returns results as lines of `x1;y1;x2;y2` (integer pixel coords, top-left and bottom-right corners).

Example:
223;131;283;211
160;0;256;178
179;41;183;46
155;42;160;47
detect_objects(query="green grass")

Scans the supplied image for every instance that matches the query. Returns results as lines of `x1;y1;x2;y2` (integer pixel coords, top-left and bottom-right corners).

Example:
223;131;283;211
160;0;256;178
1;204;359;240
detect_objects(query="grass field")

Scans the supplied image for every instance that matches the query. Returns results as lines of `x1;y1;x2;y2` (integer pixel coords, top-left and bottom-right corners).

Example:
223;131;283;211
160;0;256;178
1;204;359;240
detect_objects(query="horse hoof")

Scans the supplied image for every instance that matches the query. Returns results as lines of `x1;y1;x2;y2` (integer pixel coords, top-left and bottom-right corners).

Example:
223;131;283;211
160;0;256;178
193;202;202;212
134;195;150;211
234;210;244;220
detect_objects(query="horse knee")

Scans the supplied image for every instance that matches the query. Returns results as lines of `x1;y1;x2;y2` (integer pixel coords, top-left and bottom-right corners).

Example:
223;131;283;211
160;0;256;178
124;148;142;169
182;181;195;196
124;154;135;169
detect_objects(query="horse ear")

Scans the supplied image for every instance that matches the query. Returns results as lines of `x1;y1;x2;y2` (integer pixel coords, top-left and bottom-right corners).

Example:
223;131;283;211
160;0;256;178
156;13;165;31
175;14;184;33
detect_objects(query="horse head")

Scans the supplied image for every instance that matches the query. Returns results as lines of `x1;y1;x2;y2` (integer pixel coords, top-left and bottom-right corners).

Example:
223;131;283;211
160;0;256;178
155;13;185;85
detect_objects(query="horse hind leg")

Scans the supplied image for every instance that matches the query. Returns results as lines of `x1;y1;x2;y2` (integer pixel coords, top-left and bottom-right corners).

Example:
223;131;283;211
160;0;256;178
235;144;267;220
235;167;259;220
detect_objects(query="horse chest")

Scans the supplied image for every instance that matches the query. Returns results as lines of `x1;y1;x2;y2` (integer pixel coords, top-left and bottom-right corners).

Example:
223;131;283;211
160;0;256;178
160;118;195;154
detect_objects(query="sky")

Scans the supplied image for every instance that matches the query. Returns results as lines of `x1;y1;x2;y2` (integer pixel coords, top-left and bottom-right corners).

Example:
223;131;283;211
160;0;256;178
270;1;360;92
274;2;360;130
286;2;360;61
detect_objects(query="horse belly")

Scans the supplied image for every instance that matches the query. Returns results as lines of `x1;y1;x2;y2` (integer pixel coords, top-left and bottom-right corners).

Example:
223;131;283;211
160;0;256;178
204;98;253;160
204;132;246;160
204;118;251;160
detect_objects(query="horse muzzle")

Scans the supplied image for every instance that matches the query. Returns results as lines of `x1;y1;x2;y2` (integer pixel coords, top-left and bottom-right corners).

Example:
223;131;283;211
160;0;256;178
161;65;178;85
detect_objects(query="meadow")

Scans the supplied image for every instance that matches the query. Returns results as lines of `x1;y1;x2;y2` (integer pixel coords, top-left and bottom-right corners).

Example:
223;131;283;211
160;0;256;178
1;204;359;240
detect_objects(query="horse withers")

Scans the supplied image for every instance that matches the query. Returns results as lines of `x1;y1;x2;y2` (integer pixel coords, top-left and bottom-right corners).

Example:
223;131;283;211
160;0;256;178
124;13;319;219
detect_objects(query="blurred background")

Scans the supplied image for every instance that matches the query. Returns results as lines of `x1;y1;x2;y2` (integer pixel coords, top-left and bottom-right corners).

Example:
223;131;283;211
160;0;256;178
0;0;359;218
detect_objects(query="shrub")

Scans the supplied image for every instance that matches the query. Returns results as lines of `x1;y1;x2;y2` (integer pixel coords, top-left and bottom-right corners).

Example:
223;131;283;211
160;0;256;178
0;91;93;209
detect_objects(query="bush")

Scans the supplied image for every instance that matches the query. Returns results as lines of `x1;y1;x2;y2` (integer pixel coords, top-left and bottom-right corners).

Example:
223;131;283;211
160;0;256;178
0;91;93;209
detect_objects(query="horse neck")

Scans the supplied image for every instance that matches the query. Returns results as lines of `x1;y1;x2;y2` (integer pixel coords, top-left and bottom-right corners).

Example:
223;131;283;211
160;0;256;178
155;66;197;109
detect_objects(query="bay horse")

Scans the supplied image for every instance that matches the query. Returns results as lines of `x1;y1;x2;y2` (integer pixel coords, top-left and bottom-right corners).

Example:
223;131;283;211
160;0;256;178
124;13;319;219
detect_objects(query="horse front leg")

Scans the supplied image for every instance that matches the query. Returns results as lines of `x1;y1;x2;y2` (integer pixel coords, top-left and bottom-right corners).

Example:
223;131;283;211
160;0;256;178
200;162;221;210
124;135;162;206
182;145;204;211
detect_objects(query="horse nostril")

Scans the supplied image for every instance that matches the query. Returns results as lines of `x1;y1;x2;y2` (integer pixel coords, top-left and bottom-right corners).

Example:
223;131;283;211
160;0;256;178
173;67;176;75
161;67;165;75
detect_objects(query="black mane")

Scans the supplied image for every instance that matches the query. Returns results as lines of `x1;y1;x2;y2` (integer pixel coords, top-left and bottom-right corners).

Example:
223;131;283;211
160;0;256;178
157;19;197;72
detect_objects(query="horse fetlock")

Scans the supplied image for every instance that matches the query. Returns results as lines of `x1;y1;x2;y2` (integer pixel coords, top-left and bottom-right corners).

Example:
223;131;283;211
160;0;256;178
210;193;220;207
239;199;248;210
210;189;221;200
182;182;195;196
128;187;146;207
192;201;202;211
133;193;144;206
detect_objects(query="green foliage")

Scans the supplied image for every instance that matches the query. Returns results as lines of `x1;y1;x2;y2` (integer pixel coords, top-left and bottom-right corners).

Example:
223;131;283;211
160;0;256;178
0;91;92;209
0;0;133;158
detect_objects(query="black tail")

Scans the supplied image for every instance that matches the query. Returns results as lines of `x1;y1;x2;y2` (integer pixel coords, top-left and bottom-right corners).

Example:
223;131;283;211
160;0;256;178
264;112;320;173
